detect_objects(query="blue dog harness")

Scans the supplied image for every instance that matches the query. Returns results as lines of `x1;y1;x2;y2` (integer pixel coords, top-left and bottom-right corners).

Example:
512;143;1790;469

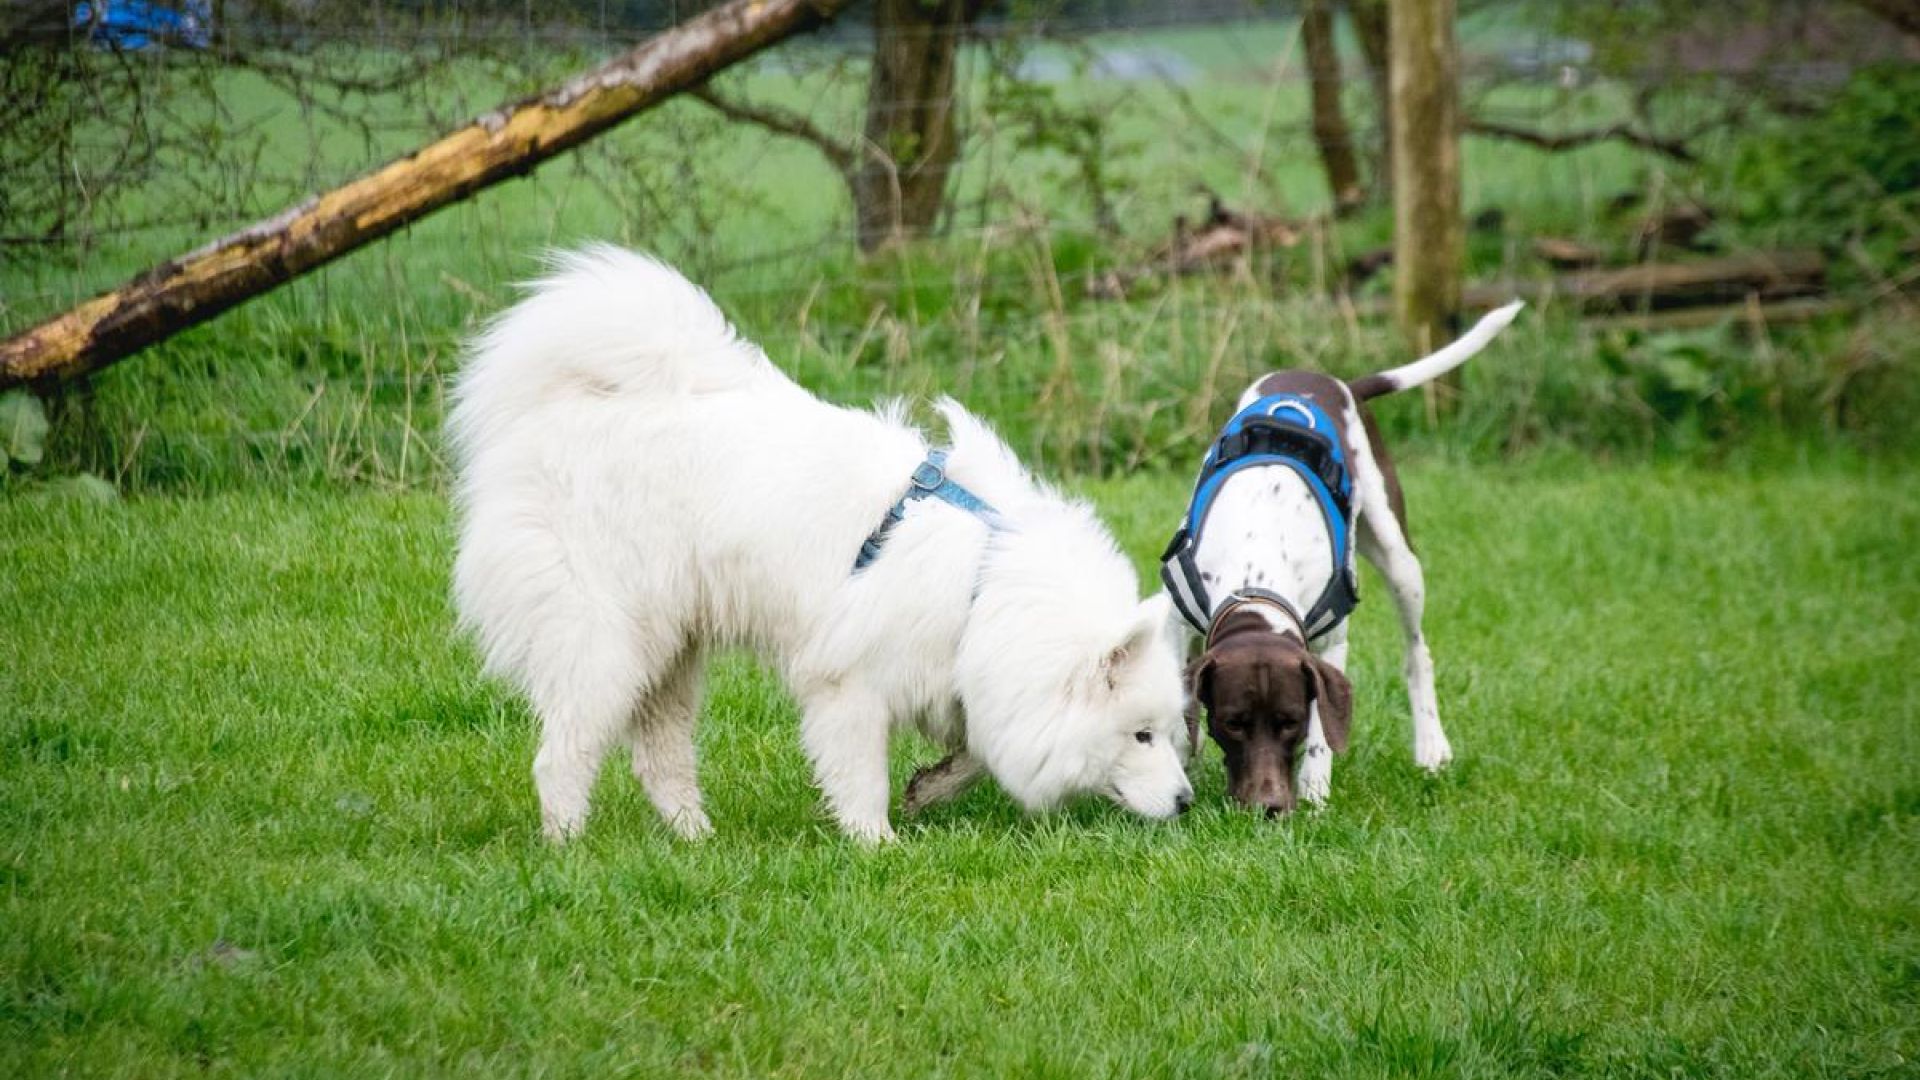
1160;393;1359;640
853;449;998;572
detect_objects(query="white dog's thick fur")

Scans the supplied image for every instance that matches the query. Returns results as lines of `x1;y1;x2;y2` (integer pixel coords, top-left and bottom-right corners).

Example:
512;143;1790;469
450;246;1191;843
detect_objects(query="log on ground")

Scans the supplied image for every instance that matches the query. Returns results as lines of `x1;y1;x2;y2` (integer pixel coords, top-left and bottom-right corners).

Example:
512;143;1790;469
1460;251;1827;314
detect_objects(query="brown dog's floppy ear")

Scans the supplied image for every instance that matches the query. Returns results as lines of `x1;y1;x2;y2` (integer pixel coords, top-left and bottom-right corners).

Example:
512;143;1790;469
1304;655;1353;752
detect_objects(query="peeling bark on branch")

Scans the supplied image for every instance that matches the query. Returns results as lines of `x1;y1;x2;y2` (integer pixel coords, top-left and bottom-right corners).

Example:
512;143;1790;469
0;0;855;391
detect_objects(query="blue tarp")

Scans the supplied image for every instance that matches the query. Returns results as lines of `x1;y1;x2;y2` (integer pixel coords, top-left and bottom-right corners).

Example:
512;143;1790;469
72;2;212;50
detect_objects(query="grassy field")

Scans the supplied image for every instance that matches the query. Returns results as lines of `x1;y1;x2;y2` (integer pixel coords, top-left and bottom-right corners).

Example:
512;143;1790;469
4;463;1915;1076
4;11;1917;1076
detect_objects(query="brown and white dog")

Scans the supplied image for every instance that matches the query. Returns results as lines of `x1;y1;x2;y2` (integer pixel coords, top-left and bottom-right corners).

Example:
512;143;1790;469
1171;302;1524;815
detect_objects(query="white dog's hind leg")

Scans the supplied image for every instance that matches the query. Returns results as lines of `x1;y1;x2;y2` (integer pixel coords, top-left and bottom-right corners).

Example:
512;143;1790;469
1299;630;1348;805
1357;515;1452;772
630;648;712;840
799;687;896;843
524;613;660;842
530;657;646;843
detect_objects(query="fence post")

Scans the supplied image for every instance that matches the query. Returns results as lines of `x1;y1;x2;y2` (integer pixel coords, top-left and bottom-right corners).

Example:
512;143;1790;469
1389;0;1463;376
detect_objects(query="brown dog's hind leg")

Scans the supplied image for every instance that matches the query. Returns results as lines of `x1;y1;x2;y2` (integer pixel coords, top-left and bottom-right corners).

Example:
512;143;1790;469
1356;513;1452;772
903;753;986;815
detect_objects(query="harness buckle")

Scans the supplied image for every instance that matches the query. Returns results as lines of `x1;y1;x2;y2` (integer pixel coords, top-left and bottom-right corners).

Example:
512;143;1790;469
909;460;945;491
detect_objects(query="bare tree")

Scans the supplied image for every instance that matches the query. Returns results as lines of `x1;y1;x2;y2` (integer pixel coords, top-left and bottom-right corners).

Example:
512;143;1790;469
1347;0;1392;201
1301;0;1364;214
695;0;990;253
855;0;982;249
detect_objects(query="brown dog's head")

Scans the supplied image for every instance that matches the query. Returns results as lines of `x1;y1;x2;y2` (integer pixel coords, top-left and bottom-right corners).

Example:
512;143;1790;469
1187;632;1352;815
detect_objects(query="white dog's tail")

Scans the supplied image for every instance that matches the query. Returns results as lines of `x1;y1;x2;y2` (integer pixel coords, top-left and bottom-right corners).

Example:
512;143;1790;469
451;246;766;439
1347;300;1525;402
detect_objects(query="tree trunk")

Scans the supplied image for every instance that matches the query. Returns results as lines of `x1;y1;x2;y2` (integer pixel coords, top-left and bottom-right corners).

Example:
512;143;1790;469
1302;0;1364;215
854;0;968;252
0;0;853;391
1389;0;1463;368
1347;0;1392;202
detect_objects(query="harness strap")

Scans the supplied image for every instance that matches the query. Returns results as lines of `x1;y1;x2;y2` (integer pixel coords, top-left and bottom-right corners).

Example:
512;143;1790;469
1162;391;1360;641
1159;527;1211;632
853;449;998;573
1215;417;1351;522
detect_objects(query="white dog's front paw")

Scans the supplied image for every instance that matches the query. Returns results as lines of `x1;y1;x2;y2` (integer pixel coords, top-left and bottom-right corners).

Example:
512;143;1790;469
841;818;898;845
541;811;587;845
1414;730;1453;772
667;807;713;841
1297;746;1332;805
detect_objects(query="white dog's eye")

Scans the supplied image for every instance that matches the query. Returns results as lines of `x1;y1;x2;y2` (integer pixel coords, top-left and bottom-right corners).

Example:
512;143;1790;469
1134;731;1153;745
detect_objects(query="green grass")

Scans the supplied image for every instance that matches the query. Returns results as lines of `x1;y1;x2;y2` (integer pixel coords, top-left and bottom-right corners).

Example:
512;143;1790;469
5;13;1916;1076
4;463;1916;1076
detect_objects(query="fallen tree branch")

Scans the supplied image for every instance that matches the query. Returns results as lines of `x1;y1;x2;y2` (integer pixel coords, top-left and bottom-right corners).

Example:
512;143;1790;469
1;0;855;391
1461;250;1826;312
1466;118;1700;165
1584;296;1845;333
1353;251;1830;319
1086;195;1305;300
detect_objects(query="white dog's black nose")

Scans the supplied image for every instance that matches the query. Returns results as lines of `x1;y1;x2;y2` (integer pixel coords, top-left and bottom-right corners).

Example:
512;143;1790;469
1175;791;1193;815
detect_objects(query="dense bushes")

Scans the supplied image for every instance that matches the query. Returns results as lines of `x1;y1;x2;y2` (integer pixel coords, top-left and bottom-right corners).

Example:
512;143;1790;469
1730;64;1920;282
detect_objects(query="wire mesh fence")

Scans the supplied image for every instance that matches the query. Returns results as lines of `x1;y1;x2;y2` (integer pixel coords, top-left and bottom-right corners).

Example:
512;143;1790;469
4;0;1914;489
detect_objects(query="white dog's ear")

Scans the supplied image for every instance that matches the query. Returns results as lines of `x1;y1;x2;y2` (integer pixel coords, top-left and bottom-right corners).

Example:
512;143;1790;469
1098;596;1170;691
1141;591;1177;635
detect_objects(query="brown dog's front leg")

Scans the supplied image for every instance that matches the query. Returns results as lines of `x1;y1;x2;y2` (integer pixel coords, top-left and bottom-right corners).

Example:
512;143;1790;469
903;753;986;815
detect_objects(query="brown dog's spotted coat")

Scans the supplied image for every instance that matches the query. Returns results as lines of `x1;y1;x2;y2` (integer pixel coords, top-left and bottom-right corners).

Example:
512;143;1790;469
1179;370;1393;815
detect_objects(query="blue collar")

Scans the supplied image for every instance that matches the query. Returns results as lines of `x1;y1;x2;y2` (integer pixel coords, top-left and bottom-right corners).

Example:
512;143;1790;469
853;449;998;572
1161;393;1359;639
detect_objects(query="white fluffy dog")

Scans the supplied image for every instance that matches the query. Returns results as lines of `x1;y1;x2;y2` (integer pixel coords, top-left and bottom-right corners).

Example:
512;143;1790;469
449;246;1192;843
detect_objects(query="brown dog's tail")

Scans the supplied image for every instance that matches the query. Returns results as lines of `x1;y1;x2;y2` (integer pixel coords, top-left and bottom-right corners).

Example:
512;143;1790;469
1347;300;1525;402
